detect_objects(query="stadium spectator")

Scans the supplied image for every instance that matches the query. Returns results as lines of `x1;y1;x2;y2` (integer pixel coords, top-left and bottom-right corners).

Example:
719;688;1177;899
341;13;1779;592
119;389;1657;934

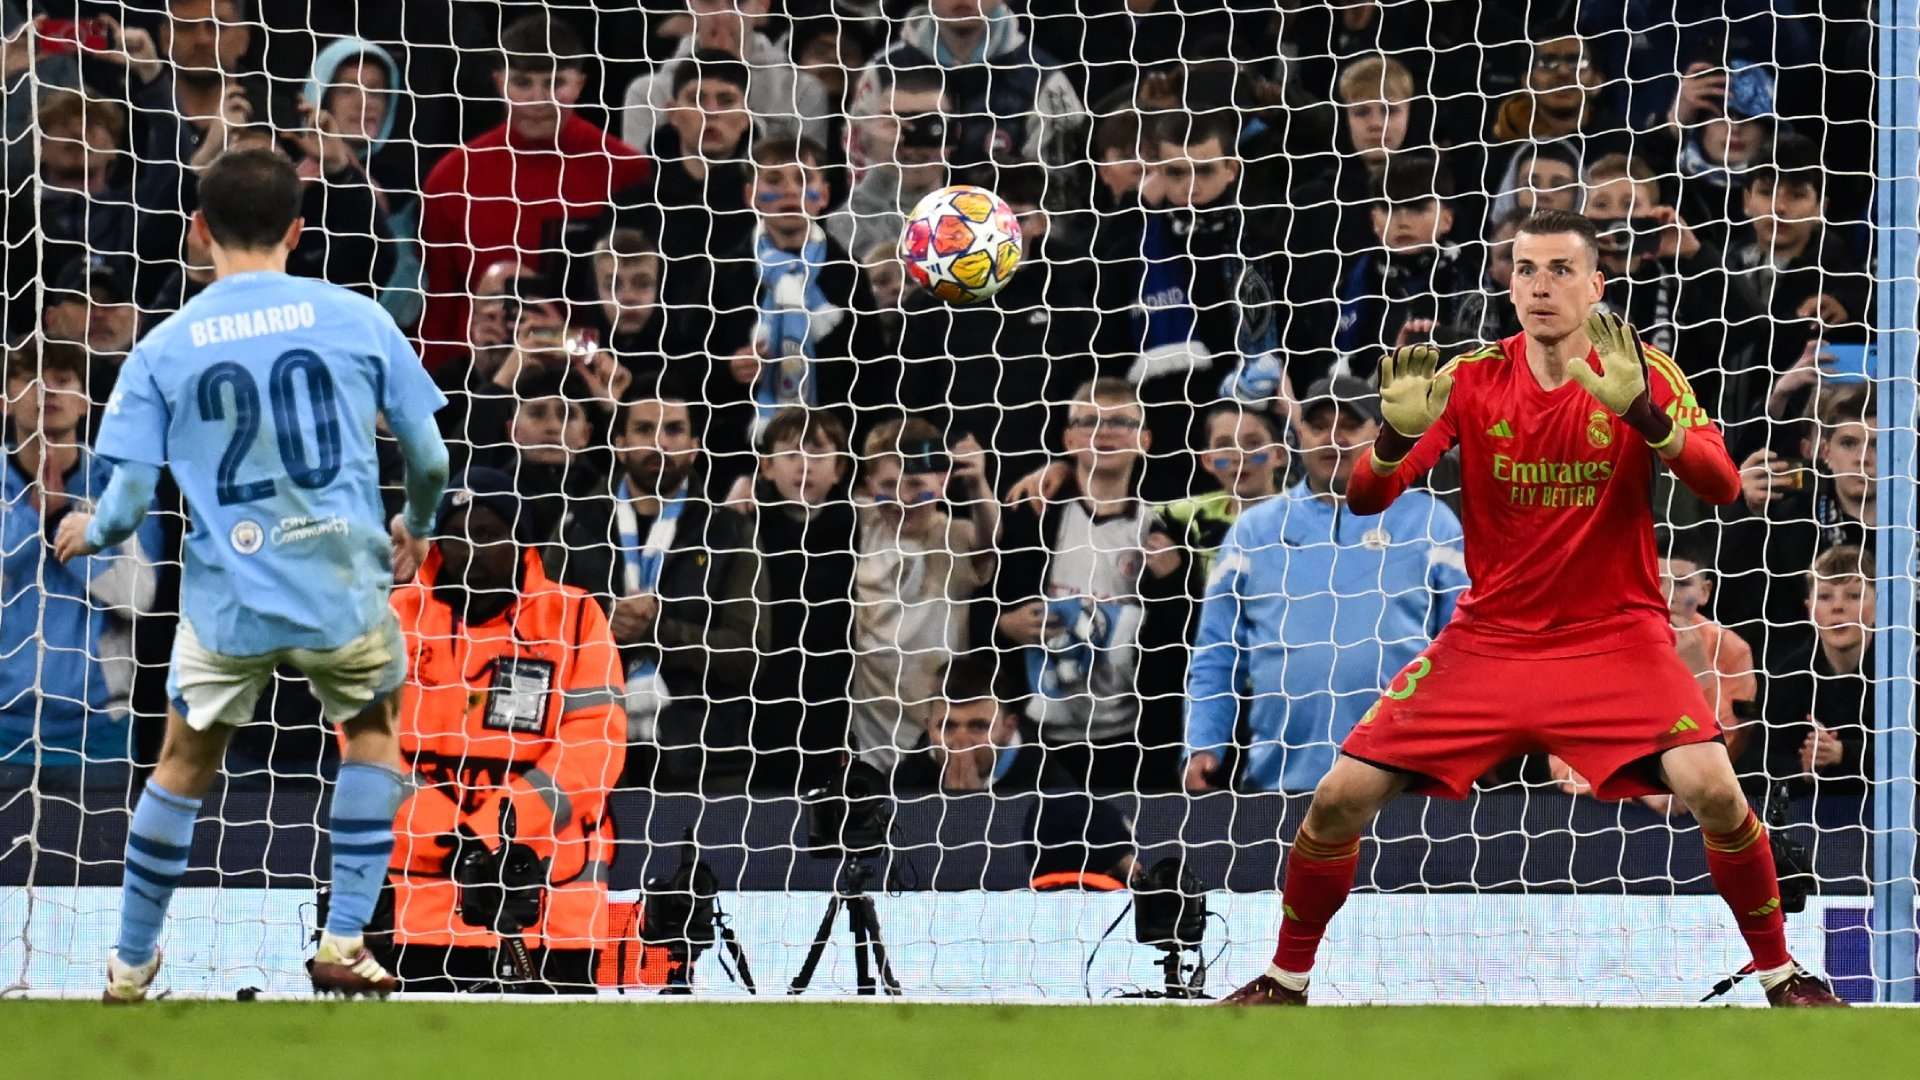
1087;101;1142;213
0;339;153;788
1095;110;1287;497
1581;152;1764;426
278;115;394;298
1184;377;1465;793
1;89;134;341
418;15;650;367
303;36;422;324
43;258;137;408
1278;1;1452;120
896;653;1105;802
1661;534;1760;758
847;418;996;773
150;111;396;303
622;0;831;152
4;5;161;138
1288;56;1432;267
492;367;603;541
828;67;952;267
1487;140;1583;225
1728;134;1872;371
640;52;755;264
710;136;888;464
585;225;710;403
141;204;216;335
895;652;1037;793
858;238;906;357
994;378;1189;792
858;0;1084;169
1666;59;1778;238
788;16;871;162
736;408;858;789
385;467;625;993
1757;544;1874;805
1159;406;1284;583
431;264;565;472
552;394;764;788
1478;30;1626;195
1456;210;1525;341
896;162;1098;486
127;0;274;301
1724;381;1875;661
1332;152;1477;367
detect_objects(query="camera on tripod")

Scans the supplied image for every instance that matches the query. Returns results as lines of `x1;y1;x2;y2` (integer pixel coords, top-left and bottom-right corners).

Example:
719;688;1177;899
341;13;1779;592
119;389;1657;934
791;760;901;996
641;829;754;993
1131;856;1210;999
804;760;895;859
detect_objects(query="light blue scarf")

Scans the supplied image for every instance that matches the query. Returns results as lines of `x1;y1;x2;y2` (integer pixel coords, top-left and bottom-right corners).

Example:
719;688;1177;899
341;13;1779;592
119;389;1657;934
753;224;833;421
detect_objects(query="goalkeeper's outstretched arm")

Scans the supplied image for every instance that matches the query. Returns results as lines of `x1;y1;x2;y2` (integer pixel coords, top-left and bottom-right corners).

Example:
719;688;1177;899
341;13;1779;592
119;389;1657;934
1348;345;1459;515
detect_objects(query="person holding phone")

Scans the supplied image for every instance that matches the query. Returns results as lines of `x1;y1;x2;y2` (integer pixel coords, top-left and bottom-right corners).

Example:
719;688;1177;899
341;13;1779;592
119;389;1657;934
1724;382;1875;663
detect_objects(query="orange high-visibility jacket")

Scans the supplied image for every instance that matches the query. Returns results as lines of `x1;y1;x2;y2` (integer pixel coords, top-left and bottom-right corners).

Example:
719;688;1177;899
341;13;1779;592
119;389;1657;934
385;546;627;951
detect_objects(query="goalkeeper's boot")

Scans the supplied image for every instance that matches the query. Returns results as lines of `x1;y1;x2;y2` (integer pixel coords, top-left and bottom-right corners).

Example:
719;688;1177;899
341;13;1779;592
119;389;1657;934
1765;967;1847;1008
102;949;161;1004
309;932;398;998
1218;973;1308;1007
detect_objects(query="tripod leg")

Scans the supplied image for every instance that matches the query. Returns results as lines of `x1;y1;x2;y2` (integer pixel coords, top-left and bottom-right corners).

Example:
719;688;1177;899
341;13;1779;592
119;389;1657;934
787;894;843;995
720;925;756;994
848;900;874;995
850;896;901;996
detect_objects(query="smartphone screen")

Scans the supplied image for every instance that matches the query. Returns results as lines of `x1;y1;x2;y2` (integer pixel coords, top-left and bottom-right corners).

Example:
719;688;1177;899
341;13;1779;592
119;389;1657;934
1817;344;1872;383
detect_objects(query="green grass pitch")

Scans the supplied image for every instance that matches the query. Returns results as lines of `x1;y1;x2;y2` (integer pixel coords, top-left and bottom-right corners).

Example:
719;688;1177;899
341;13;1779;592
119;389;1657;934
15;1001;1919;1079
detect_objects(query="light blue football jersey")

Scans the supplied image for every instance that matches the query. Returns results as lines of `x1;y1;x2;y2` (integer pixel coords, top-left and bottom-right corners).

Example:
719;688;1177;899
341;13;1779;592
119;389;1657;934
96;272;446;656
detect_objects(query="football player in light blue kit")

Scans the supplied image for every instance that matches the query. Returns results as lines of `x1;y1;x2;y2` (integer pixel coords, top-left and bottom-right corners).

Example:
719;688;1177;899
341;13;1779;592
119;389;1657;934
55;148;449;1001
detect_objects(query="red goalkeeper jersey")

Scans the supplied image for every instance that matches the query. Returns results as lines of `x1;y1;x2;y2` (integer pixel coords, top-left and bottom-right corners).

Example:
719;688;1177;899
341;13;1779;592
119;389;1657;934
1347;331;1741;658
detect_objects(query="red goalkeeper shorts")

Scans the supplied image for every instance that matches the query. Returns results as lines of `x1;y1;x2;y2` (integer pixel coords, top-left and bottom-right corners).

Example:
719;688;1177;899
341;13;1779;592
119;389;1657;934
1338;631;1723;801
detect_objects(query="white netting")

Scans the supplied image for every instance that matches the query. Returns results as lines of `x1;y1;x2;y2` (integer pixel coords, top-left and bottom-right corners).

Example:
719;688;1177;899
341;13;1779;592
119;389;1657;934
1;1;1913;1003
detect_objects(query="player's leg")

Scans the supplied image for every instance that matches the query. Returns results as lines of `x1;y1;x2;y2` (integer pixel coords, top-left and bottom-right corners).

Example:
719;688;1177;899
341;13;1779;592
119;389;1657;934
303;621;410;995
107;629;266;1003
1658;742;1843;1006
1277;757;1408;966
1220;756;1406;1005
1547;645;1843;1006
106;708;235;1004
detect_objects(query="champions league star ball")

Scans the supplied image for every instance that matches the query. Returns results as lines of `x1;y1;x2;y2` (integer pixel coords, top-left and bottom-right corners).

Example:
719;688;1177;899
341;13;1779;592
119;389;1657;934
899;184;1024;304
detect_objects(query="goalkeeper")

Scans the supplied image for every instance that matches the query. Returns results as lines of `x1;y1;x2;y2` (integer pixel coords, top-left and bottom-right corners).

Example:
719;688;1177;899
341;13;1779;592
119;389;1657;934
1223;210;1844;1008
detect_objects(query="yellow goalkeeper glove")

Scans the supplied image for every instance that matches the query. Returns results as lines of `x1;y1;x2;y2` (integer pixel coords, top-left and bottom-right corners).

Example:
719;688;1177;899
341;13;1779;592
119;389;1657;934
1377;345;1454;440
1568;310;1648;416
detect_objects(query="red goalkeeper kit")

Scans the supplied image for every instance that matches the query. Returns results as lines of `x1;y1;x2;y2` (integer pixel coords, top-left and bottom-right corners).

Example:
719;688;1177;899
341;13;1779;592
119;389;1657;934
1340;331;1743;799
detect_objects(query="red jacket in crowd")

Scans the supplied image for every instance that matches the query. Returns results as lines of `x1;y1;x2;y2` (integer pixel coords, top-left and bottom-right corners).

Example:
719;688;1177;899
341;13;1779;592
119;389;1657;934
418;113;651;368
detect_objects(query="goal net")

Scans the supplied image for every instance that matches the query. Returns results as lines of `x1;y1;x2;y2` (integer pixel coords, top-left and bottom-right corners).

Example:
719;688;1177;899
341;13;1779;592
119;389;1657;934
1;1;1914;1004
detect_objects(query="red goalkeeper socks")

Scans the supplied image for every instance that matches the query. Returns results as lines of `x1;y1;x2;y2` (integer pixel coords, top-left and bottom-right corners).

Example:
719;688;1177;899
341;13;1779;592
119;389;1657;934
1271;826;1362;975
1702;809;1793;971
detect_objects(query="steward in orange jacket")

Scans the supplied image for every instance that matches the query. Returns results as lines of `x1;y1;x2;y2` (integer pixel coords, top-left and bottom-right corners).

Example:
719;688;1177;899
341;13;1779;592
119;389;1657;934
384;469;626;992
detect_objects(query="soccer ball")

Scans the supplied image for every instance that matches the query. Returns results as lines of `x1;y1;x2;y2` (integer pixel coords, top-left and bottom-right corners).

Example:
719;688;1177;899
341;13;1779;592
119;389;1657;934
899;184;1024;304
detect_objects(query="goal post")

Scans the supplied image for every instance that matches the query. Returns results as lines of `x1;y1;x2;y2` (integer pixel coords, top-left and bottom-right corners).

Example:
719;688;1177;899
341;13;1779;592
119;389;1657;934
1871;0;1920;1005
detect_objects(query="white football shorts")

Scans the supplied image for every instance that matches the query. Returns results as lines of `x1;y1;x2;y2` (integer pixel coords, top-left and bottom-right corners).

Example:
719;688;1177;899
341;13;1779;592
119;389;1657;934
166;616;407;731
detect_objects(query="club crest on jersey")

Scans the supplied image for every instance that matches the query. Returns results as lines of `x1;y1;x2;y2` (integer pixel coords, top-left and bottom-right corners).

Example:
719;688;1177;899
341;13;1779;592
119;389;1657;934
1586;409;1613;449
229;519;264;555
1361;527;1391;550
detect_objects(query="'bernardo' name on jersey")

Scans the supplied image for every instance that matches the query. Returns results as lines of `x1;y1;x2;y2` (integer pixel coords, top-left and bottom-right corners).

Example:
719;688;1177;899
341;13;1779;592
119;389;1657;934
187;302;318;348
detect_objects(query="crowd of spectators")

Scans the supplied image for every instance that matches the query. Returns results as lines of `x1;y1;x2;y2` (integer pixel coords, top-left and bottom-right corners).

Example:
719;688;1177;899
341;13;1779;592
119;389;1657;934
0;1;1886;835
